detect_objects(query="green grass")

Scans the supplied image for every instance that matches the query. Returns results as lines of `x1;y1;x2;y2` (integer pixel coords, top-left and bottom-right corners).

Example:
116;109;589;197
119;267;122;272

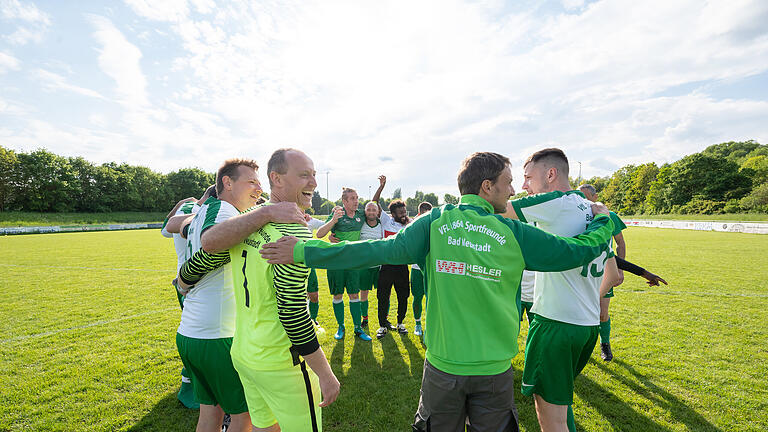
1;228;767;431
0;211;166;227
621;213;768;222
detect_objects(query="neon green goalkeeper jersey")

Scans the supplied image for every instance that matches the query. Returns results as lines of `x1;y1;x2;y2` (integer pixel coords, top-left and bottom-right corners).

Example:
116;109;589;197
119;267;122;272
229;217;319;371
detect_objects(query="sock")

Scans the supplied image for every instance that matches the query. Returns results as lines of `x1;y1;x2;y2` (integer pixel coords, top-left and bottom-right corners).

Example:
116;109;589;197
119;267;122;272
600;318;611;344
349;299;362;327
309;301;319;321
567;405;576;432
361;300;369;319
412;296;423;320
332;299;345;327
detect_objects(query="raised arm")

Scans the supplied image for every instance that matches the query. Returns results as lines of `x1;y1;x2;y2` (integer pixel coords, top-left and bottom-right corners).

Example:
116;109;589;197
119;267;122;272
315;206;342;238
201;202;306;253
372;175;386;207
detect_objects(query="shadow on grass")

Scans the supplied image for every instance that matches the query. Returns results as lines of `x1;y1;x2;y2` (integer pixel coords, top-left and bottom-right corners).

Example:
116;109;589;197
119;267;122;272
590;358;723;432
126;392;197;432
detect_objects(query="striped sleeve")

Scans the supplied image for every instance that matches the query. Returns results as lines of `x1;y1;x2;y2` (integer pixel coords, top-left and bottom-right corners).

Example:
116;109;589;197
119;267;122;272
179;248;231;285
273;224;318;356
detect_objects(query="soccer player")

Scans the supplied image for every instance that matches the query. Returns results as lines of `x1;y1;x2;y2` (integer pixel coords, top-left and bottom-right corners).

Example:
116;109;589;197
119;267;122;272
370;175;412;338
161;187;214;409
504;148;621;432
175;159;262;432
358;201;385;327
228;148;339;431
260;151;615;432
315;188;372;341
410;201;433;336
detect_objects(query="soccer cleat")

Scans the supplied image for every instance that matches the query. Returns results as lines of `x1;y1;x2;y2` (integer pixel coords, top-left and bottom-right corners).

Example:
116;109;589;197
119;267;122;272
334;326;345;340
600;342;613;362
414;323;423;336
385;320;397;330
376;326;388;339
397;323;408;334
355;327;372;341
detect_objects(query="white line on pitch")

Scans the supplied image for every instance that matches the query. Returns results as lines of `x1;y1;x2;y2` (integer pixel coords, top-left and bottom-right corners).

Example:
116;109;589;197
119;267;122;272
0;263;169;273
1;308;177;344
627;290;768;298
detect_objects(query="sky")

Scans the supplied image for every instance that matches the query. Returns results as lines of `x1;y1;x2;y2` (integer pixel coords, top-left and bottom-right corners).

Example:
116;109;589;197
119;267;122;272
1;0;767;201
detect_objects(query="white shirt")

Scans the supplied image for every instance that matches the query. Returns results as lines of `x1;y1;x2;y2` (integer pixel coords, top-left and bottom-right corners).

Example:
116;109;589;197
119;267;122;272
178;199;240;339
512;191;610;326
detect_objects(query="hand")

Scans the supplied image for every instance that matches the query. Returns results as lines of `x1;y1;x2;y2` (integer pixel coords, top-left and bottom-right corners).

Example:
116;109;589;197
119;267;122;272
268;202;307;226
331;206;343;221
591;202;609;217
318;372;341;407
378;175;386;187
259;236;301;264
173;278;190;296
304;213;312;222
642;271;668;287
328;233;340;243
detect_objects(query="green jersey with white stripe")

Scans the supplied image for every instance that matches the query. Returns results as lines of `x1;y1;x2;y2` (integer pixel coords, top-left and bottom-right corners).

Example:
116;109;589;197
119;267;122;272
229;217;318;371
510;190;615;326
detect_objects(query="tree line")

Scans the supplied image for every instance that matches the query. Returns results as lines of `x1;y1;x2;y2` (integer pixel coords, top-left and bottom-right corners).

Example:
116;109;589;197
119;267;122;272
1;141;766;215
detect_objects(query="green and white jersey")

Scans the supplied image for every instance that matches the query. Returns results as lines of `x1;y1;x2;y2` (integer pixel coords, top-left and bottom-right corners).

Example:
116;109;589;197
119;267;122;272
229;217;317;371
326;208;365;241
178;197;239;339
293;194;613;376
165;202;200;273
360;220;383;241
520;270;535;303
510;191;614;326
609;211;627;237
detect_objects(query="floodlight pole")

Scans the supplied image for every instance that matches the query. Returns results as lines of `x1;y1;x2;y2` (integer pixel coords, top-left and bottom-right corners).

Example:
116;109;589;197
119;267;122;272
325;170;330;200
577;161;582;184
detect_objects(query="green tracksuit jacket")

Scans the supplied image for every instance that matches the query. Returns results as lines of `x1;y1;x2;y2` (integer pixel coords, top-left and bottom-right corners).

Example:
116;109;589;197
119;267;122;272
292;194;614;376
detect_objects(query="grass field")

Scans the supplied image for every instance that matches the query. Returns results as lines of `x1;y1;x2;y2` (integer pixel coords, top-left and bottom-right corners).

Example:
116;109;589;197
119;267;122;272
0;211;166;227
1;227;767;431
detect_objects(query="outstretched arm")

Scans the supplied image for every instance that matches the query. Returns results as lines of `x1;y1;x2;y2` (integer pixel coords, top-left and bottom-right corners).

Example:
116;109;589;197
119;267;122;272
372;175;386;207
201;202;306;253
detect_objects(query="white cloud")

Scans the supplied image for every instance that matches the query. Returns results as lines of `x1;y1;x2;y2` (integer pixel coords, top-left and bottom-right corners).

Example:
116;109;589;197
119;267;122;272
0;0;50;45
0;51;19;73
87;14;148;108
35;69;106;100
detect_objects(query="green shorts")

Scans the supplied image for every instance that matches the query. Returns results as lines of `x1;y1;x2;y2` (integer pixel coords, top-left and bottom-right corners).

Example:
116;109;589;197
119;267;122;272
521;315;599;405
176;333;248;413
603;287;614;298
232;359;322;431
410;267;424;298
307;268;319;293
359;266;379;291
327;269;361;295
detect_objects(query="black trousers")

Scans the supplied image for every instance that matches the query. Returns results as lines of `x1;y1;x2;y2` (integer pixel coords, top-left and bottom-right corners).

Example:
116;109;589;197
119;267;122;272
377;264;410;328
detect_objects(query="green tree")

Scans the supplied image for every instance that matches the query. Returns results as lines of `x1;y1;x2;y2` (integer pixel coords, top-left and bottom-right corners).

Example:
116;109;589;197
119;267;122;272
702;140;764;165
422;192;439;207
667;154;751;206
739;183;768;212
166;168;215;209
392;188;402;199
311;191;323;214
13;149;76;212
443;193;459;205
622;163;659;214
740;155;768;186
0;145;19;211
600;165;637;212
644;165;673;214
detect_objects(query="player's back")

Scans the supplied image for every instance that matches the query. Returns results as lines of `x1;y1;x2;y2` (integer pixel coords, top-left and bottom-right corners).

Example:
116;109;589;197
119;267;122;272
178;198;237;339
510;191;610;326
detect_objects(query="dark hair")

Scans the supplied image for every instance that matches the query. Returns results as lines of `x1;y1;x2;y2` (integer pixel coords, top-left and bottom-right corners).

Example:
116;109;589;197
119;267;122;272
204;184;217;199
457;152;511;195
418;201;433;213
267;148;302;186
216;158;259;195
524;148;569;177
389;199;406;213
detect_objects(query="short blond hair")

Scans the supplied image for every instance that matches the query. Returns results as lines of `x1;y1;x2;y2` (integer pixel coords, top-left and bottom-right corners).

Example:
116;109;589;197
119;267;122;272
341;187;357;201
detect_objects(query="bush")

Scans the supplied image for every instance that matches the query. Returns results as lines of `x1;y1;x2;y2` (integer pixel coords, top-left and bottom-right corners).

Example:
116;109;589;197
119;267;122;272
739;183;768;212
679;197;726;214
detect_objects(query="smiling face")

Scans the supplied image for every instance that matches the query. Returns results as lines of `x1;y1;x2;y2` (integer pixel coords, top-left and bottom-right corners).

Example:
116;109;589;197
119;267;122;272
486;164;515;213
392;205;408;224
364;202;379;222
522;161;550;195
270;151;317;209
342;191;359;214
227;165;262;212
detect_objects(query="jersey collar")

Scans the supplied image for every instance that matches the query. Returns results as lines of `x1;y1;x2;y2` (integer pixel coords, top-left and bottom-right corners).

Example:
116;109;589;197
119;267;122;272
459;194;494;213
